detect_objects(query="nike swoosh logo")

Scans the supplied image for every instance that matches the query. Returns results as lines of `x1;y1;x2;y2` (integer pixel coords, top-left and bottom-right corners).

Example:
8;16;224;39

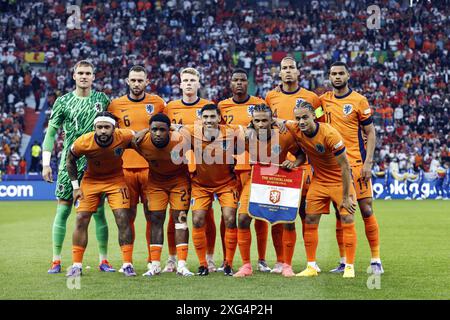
174;112;180;115
120;109;127;113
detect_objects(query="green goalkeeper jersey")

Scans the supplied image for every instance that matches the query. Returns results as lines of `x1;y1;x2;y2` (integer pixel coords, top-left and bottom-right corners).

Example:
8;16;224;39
48;90;110;171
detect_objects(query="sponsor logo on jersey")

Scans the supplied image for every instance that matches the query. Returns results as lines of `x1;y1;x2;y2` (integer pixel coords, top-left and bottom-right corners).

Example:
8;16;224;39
315;144;325;153
146;104;154;114
247;105;256;116
343;104;353;115
94;102;103;112
114;147;124;157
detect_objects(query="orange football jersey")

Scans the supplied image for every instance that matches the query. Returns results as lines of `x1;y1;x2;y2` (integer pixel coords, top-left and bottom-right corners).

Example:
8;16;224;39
286;122;346;186
320;89;372;166
108;93;165;169
71;129;134;180
182;124;244;187
218;95;265;170
164;97;212;125
247;129;301;165
265;86;321;120
133;131;188;181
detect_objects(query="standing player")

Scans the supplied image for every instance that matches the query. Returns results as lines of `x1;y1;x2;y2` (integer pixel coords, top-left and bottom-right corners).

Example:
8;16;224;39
286;102;358;278
234;104;305;277
320;61;383;274
218;69;271;273
108;65;165;268
264;56;321;273
164;67;218;273
133;113;194;277
180;104;244;276
42;60;113;274
65;112;136;277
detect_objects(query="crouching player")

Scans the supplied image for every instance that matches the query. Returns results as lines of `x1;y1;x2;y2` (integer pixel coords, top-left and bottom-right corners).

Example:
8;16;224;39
133;113;194;277
65;112;136;277
286;102;358;278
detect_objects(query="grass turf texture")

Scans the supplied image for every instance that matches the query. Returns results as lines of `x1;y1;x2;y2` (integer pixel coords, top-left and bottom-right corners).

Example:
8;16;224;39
0;200;449;300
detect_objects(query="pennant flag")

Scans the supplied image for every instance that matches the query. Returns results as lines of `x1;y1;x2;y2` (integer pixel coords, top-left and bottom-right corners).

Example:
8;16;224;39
248;164;304;225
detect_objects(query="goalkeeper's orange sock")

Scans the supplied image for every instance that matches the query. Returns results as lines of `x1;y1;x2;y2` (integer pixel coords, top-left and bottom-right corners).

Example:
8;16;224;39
255;219;268;261
271;223;284;263
363;214;380;261
237;228;252;264
192;226;207;267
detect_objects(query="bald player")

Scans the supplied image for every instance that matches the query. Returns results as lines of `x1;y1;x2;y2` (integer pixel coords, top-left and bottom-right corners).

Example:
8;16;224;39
163;67;218;273
286;102;358;278
218;68;271;273
320;61;382;275
265;56;321;274
108;65;165;268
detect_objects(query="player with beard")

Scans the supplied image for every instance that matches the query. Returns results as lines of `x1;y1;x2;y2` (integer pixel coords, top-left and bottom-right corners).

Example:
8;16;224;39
320;62;382;275
265;56;321;274
65;112;136;277
108;65;165;272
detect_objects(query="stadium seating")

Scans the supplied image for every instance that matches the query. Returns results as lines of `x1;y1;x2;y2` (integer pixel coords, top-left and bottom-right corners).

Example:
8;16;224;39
0;0;448;176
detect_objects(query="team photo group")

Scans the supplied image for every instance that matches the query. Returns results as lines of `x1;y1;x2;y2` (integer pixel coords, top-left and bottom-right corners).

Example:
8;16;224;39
44;56;382;281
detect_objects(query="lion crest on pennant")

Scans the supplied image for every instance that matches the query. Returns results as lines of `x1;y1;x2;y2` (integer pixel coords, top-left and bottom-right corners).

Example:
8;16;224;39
269;190;281;204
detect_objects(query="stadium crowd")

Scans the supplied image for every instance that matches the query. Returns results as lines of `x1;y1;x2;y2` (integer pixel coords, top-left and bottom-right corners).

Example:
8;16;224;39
0;0;449;176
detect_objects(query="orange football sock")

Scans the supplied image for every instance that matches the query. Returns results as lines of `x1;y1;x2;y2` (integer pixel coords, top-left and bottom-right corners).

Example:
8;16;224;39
120;244;134;264
225;228;238;267
72;245;85;264
363;215;380;259
220;216;226;259
146;220;152;262
176;244;188;261
282;228;297;266
192;226;207;267
237;228;252;264
205;208;216;255
167;213;176;256
255;219;268;260
336;220;345;258
304;224;319;262
150;245;162;262
342;222;357;265
271;223;284;263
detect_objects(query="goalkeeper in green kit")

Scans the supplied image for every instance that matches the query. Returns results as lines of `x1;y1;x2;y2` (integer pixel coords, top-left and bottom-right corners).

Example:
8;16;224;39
43;60;114;273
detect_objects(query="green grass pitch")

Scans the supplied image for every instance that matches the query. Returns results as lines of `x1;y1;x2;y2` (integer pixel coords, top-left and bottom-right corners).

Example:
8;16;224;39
0;200;449;300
